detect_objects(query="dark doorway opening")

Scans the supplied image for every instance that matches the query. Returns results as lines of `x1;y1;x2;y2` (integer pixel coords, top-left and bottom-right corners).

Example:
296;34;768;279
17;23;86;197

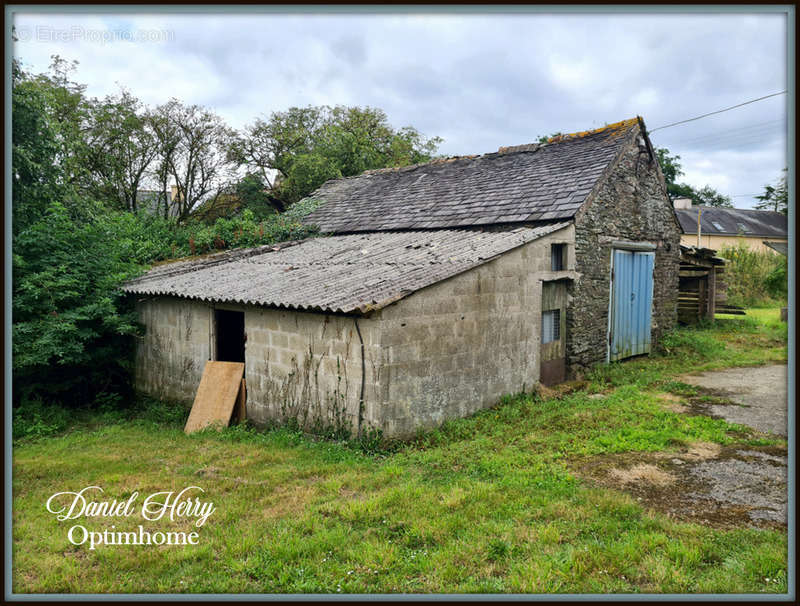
215;310;245;363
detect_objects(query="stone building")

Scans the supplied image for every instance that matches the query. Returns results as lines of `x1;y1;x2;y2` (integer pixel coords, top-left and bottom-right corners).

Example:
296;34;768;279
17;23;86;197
123;117;680;438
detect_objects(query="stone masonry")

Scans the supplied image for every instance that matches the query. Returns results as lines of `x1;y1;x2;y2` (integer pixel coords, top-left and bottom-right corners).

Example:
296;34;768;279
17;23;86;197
569;127;681;375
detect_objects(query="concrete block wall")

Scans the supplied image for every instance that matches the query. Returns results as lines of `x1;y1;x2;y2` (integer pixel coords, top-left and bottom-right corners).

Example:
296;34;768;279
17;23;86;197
133;226;577;439
134;297;211;404
570;127;681;375
370;226;574;438
243;308;382;435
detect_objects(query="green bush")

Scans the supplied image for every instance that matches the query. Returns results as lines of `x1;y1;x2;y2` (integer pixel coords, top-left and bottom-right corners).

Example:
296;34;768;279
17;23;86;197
12;199;322;409
12;398;73;440
12;201;145;406
717;244;787;307
134;199;321;261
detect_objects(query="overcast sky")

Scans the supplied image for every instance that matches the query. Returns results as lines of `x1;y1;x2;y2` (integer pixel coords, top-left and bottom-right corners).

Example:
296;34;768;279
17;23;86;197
13;9;789;209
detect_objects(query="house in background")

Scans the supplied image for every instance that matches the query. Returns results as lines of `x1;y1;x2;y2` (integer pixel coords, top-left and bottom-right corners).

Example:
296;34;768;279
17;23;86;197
136;186;181;218
124;117;680;438
673;199;787;253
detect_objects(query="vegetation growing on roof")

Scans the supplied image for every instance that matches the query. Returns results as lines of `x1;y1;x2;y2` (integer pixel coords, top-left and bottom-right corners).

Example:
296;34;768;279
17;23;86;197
546;117;640;143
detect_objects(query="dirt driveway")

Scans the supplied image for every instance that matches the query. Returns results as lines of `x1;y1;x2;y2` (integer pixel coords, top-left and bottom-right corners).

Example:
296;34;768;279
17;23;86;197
573;364;789;529
679;364;788;437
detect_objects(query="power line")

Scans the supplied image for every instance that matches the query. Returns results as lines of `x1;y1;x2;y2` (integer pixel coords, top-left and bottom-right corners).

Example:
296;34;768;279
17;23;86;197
674;129;786;151
648;91;787;133
675;118;785;146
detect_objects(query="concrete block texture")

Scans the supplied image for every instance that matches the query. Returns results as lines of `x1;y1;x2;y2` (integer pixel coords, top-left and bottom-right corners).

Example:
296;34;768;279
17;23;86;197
134;298;211;404
244;308;380;437
374;228;570;437
133;227;570;439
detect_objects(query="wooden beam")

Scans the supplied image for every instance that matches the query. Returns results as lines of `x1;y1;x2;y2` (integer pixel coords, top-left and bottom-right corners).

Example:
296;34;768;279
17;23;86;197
708;262;716;320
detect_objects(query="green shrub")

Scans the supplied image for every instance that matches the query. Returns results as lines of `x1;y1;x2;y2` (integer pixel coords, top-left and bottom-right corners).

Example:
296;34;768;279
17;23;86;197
718;243;787;307
12;398;73;440
12;201;145;406
12;197;323;409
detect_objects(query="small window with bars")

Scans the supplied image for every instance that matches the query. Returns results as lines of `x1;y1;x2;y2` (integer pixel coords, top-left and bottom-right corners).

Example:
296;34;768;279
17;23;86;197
542;309;561;344
551;243;566;271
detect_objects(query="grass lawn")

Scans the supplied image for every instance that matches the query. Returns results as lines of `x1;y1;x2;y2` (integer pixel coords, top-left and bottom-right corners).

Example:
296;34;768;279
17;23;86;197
12;309;788;594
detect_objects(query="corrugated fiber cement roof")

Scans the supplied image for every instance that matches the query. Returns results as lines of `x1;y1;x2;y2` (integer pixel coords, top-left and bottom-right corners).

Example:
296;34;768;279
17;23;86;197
123;223;570;314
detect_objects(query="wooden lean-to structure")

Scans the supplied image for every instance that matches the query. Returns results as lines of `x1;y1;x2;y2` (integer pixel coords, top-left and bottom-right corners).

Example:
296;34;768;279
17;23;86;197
678;245;744;324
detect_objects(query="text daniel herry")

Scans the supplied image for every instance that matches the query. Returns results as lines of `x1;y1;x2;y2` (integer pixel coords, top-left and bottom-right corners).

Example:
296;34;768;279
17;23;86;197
46;485;215;550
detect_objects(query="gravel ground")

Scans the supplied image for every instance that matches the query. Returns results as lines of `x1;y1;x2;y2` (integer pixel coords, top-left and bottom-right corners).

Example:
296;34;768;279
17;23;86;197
687;449;787;525
680;364;788;436
574;364;789;528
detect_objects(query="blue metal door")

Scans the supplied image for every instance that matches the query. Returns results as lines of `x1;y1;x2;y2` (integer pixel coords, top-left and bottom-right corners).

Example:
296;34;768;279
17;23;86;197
609;249;655;361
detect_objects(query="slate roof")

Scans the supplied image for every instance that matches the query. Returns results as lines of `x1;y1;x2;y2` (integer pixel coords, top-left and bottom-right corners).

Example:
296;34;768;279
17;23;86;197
675;207;787;238
303;118;642;234
123;223;570;314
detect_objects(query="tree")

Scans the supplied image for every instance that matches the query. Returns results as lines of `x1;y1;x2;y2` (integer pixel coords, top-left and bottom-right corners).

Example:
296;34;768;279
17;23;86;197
12;56;100;233
233;172;282;219
84;90;159;212
12;59;145;406
655;146;733;207
151;99;239;221
11;59;65;234
32;56;93;191
693;185;733;208
755;170;788;215
655;147;683;188
233;105;442;207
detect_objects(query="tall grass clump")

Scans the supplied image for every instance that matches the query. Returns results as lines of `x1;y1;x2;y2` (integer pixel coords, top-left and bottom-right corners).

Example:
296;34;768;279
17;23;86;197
717;243;787;308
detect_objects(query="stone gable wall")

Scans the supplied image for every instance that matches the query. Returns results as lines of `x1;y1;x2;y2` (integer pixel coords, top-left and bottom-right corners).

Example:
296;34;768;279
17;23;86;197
569;129;681;375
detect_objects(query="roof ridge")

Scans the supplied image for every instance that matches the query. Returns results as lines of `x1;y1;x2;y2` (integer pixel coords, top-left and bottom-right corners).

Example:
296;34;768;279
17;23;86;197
322;118;640;181
545;117;640;143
